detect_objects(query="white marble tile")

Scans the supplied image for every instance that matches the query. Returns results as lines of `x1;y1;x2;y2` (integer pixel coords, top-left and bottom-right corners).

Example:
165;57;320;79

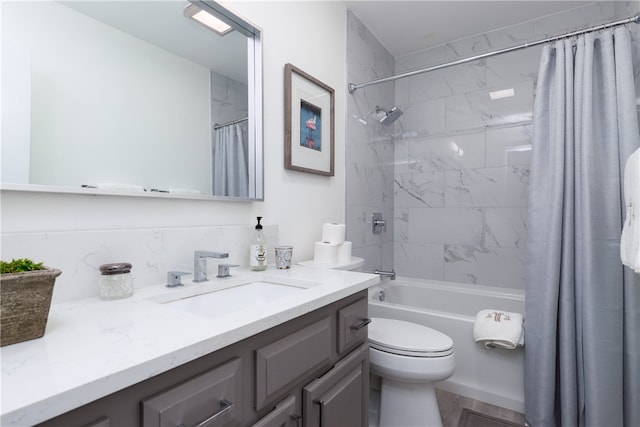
406;61;487;102
408;130;486;172
210;70;248;125
394;207;409;242
445;80;534;132
395;45;447;74
445;166;530;208
485;125;533;167
393;139;411;174
346;11;395;272
394;170;445;208
407;207;483;246
483;207;528;249
346;164;391;207
444;245;526;289
444;33;491;60
399;97;446;137
394;242;444;280
352;244;382;272
486;47;543;88
1;225;279;303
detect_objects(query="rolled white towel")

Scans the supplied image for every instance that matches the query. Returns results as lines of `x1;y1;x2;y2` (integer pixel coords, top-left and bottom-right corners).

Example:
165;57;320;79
473;309;524;350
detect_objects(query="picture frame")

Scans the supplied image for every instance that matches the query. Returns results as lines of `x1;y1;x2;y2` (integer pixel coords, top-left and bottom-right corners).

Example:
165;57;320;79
284;63;335;176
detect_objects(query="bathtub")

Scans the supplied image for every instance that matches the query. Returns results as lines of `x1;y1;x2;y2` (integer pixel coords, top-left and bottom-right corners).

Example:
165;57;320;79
368;277;525;413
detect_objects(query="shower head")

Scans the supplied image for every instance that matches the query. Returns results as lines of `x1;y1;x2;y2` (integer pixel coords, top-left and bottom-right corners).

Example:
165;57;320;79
376;106;403;126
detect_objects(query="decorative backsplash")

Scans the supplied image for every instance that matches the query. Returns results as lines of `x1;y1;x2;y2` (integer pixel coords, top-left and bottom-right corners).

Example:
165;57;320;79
2;225;278;303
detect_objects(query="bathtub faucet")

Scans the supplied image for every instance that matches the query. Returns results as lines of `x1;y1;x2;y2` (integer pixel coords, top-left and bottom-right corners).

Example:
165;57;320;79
373;269;396;280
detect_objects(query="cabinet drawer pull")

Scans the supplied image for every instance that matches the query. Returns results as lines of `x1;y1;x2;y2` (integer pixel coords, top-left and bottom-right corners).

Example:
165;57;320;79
289;414;302;427
350;318;371;331
178;399;233;427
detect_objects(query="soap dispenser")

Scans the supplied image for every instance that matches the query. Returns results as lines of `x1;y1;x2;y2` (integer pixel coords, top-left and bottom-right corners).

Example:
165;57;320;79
250;216;267;271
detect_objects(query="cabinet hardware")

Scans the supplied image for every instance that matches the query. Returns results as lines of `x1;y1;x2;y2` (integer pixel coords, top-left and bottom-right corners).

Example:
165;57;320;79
178;398;233;427
350;318;371;331
289;414;302;427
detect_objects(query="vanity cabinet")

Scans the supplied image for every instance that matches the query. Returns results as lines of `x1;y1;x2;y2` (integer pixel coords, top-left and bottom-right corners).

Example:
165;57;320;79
36;291;369;427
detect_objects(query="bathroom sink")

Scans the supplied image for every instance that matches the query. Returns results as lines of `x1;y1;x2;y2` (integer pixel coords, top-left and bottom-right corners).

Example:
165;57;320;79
163;281;306;319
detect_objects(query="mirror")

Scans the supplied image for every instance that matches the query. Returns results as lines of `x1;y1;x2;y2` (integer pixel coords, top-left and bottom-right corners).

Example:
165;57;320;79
1;0;263;200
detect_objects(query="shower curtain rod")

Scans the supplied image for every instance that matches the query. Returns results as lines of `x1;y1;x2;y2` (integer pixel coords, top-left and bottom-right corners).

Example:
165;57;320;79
213;117;248;130
348;13;640;93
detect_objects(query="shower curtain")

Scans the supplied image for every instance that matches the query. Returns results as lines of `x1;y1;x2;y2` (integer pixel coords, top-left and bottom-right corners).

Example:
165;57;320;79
525;27;640;427
212;120;249;198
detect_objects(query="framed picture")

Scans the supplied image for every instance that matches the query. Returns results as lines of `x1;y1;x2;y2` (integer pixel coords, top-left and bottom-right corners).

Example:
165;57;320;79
284;63;334;176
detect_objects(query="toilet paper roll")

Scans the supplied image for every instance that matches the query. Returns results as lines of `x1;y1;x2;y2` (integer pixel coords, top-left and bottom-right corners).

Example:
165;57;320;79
321;223;346;244
337;241;352;265
314;241;339;264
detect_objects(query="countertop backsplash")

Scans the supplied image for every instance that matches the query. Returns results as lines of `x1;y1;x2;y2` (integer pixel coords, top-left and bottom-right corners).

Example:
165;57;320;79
1;224;278;303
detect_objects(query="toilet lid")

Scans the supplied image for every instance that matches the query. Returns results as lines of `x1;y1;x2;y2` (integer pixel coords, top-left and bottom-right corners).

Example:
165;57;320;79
369;317;454;357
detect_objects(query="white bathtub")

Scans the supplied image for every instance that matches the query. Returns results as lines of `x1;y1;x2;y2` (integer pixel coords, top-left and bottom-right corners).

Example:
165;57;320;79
368;277;525;413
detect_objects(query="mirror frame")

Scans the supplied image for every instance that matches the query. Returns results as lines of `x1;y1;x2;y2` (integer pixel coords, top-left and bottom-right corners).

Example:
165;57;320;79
1;0;264;202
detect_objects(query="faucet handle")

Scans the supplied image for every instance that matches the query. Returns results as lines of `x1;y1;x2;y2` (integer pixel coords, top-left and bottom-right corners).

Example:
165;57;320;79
166;271;190;288
217;264;239;278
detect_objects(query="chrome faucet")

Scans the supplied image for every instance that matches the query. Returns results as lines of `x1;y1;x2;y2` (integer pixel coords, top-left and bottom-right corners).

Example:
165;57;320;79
373;269;396;280
194;250;229;282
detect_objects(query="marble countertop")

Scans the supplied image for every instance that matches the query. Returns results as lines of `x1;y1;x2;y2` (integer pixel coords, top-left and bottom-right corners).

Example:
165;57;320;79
0;266;379;426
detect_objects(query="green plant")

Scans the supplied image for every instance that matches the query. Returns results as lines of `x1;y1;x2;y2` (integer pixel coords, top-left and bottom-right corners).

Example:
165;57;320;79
1;258;45;274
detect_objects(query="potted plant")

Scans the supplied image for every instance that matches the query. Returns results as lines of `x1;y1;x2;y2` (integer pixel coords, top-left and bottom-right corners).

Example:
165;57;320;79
0;258;61;346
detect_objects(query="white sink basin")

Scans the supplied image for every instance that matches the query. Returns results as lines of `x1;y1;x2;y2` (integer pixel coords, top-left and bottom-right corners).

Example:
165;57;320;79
164;281;305;319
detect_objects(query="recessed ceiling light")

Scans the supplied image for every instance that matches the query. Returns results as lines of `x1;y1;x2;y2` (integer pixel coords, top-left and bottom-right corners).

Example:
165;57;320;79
489;88;515;100
184;3;233;36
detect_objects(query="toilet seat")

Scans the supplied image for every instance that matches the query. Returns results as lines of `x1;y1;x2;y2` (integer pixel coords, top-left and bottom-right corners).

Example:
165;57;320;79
369;317;454;357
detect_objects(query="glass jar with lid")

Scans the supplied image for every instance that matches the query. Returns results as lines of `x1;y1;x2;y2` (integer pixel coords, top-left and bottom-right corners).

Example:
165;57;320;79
98;262;133;300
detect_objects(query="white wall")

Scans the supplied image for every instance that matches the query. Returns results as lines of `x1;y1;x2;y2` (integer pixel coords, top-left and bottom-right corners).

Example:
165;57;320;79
0;1;348;302
230;1;348;251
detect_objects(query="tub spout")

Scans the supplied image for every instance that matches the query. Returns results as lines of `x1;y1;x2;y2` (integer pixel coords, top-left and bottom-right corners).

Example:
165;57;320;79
374;269;396;280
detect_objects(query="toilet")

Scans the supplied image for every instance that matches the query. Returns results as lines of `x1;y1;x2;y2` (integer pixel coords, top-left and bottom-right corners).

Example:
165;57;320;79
369;317;455;427
299;255;454;426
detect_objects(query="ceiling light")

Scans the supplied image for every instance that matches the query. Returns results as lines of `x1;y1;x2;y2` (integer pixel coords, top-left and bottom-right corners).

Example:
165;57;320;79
489;88;515;100
184;3;233;36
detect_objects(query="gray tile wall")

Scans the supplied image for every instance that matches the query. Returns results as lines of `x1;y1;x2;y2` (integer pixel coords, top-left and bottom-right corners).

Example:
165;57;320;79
345;11;396;272
347;2;636;289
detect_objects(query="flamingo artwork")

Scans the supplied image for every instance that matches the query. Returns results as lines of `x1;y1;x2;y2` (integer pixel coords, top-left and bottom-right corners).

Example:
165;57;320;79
300;100;322;151
305;115;317;148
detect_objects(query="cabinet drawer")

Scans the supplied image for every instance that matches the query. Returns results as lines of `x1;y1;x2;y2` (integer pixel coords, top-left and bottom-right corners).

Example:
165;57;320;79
251;395;298;427
255;317;332;410
142;358;241;427
337;297;369;354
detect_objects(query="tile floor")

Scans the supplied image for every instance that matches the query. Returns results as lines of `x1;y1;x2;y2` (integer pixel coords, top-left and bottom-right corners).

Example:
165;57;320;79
369;387;526;427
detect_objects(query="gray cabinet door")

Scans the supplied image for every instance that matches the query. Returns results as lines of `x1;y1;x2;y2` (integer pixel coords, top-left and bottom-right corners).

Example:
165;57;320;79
251;395;299;427
142;358;242;427
255;317;332;410
302;343;369;427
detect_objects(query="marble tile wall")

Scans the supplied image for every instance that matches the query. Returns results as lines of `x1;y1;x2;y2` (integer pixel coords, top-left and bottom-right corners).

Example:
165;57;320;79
2;225;278;303
345;11;396;272
210;70;248;128
346;2;635;289
391;2;633;290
